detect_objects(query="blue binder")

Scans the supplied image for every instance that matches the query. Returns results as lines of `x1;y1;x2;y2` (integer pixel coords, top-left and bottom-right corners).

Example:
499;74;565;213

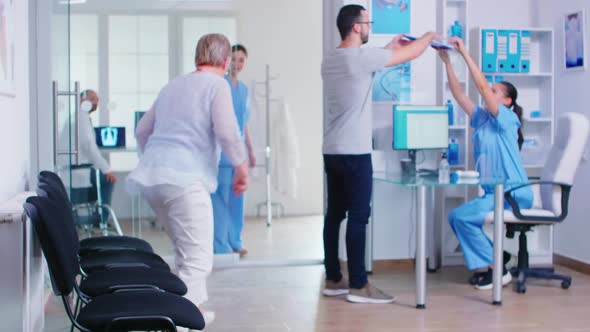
482;29;497;72
506;30;521;72
520;30;531;73
497;30;509;72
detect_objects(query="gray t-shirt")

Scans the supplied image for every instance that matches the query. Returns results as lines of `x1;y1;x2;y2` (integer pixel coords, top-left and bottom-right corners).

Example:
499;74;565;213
321;47;391;155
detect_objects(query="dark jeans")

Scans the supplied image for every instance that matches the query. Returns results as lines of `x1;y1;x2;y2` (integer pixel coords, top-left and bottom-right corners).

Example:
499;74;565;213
323;154;372;289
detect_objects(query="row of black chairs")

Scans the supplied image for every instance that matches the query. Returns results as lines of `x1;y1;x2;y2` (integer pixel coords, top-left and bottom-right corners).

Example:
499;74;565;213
24;171;205;331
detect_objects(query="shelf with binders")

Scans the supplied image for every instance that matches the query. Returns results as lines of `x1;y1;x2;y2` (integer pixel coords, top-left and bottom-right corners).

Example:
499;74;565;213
476;27;554;77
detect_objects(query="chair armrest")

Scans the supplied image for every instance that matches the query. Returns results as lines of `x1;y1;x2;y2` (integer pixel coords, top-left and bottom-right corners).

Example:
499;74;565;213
504;181;572;222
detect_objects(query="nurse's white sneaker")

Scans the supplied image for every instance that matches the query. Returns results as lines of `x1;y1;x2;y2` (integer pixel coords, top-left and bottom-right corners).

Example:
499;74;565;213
475;268;512;290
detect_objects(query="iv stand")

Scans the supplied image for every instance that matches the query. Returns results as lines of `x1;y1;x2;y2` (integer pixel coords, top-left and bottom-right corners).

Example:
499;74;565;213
255;64;285;227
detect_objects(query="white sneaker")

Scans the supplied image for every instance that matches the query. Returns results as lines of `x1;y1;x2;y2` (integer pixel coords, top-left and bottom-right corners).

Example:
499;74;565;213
475;269;512;290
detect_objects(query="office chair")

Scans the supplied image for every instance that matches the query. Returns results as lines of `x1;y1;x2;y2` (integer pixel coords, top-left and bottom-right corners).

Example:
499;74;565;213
486;113;590;294
24;196;205;331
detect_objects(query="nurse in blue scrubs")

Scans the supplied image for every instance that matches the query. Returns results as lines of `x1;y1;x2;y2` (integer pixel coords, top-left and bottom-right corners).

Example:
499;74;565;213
439;37;533;290
212;44;256;256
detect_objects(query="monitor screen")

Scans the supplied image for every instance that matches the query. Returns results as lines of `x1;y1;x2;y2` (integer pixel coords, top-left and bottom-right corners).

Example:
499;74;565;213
94;126;126;148
393;105;449;150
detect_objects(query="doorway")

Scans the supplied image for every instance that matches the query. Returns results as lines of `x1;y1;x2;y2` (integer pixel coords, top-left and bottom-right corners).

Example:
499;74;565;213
33;0;324;267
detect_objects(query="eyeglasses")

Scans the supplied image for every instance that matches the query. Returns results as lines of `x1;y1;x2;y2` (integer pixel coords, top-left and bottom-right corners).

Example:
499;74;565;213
355;21;374;25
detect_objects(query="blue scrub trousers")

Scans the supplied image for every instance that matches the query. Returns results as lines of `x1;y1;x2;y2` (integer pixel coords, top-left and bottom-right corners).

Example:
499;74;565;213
449;192;532;270
212;166;245;254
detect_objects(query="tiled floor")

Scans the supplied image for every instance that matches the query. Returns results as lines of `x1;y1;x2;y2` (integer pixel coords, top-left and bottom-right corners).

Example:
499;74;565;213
43;216;590;331
115;215;325;262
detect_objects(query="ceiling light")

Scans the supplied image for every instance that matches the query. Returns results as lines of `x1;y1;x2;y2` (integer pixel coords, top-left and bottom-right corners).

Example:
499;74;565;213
59;0;87;5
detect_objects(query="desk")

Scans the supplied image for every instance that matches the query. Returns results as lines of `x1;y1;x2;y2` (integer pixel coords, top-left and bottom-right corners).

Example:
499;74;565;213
372;172;525;309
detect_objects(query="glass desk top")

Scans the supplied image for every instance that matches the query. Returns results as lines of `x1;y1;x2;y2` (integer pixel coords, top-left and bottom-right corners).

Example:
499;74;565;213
373;171;530;187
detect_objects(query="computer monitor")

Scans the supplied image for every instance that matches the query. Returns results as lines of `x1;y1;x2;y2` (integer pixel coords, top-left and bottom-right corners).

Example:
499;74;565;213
134;111;146;132
393;105;449;172
94;126;126;148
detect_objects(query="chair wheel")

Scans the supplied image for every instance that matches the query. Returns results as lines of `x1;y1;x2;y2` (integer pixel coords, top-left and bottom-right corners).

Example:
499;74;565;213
561;280;571;289
516;283;526;294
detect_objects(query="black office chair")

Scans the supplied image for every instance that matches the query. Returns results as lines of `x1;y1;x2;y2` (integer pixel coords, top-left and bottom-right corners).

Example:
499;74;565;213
39;170;153;256
491;113;589;293
24;196;205;331
37;182;171;276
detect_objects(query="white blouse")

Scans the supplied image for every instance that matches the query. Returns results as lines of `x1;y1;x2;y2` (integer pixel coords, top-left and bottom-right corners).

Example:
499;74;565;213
126;71;246;193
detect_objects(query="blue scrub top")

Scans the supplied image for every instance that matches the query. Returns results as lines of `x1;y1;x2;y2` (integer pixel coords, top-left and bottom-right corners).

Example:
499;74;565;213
219;76;250;167
471;104;532;201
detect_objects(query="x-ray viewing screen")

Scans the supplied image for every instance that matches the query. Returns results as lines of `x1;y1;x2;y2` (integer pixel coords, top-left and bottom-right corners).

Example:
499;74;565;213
94;126;126;148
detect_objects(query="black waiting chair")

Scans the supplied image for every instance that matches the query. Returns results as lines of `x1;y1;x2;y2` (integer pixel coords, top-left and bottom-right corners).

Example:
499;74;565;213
36;182;170;275
24;196;205;331
38;170;152;255
30;190;187;299
35;185;189;331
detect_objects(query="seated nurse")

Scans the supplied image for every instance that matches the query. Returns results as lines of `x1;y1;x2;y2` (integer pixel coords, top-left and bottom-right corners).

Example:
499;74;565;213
439;37;534;290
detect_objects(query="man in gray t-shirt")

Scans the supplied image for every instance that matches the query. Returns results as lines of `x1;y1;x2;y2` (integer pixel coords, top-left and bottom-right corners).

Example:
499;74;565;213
321;4;438;304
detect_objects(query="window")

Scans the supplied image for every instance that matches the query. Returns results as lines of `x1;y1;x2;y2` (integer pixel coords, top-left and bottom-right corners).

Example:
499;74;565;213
182;17;237;73
70;14;99;124
108;15;169;169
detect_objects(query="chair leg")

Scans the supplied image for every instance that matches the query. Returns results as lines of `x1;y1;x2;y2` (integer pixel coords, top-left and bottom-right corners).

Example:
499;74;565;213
101;204;123;236
70;294;81;332
514;270;527;293
99;204;123;236
526;268;572;288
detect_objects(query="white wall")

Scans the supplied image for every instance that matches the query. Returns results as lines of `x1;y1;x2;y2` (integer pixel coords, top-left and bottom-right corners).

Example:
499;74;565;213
468;0;533;28
535;0;590;264
0;0;30;202
235;0;324;216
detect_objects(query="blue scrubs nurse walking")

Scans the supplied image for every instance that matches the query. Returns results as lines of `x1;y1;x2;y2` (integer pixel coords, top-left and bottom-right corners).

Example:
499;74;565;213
439;37;533;290
212;44;256;256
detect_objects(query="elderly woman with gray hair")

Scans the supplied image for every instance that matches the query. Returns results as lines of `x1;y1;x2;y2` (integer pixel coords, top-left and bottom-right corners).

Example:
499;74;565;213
127;33;249;325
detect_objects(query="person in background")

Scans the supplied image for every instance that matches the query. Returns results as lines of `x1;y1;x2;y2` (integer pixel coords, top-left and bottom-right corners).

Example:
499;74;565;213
440;37;533;290
127;33;249;326
321;4;439;304
212;44;256;257
73;90;117;217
